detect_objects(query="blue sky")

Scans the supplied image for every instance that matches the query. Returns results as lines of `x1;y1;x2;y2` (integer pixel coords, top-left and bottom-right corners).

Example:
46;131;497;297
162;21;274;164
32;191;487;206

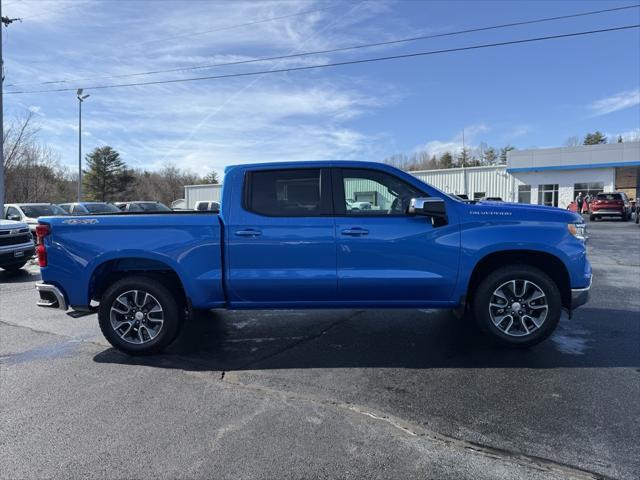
3;0;639;177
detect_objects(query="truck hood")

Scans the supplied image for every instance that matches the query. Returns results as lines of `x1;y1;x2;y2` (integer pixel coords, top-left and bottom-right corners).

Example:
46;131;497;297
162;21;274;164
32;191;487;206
0;219;29;230
461;201;582;223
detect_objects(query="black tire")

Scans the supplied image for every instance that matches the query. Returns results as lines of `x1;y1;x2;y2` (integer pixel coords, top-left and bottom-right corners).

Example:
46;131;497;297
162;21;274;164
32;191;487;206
98;275;184;355
621;213;628;222
472;265;562;348
1;261;27;272
589;214;595;222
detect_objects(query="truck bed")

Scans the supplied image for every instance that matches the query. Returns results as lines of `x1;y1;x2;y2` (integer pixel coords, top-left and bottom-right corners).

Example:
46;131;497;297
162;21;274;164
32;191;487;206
38;212;225;310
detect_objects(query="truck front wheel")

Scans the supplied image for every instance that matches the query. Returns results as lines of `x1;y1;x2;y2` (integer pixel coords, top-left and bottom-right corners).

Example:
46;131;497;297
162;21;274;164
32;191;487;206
98;276;183;355
472;265;561;348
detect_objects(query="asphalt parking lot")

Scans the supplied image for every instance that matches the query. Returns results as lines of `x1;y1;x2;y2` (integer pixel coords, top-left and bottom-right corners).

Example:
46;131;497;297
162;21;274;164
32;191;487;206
1;219;639;479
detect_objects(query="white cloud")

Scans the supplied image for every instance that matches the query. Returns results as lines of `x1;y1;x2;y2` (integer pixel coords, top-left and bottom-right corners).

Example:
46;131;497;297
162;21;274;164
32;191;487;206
4;0;400;176
588;88;640;116
414;123;490;157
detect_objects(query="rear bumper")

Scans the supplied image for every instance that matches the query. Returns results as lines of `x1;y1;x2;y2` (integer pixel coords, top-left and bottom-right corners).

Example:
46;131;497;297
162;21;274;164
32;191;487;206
591;209;624;215
570;274;592;310
35;281;68;310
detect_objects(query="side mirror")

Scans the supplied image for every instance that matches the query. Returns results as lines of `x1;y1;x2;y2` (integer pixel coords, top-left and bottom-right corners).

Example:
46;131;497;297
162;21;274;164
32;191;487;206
408;197;447;224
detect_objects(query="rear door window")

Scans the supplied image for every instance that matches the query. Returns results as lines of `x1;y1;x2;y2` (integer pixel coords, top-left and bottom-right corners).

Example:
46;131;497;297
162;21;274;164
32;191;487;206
596;193;622;201
245;169;332;216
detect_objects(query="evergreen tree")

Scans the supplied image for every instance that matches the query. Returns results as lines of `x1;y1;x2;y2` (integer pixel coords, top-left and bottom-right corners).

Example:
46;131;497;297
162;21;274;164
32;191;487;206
439;152;453;169
583;131;607;145
457;147;471;167
83;146;132;201
499;145;515;164
483;146;498;164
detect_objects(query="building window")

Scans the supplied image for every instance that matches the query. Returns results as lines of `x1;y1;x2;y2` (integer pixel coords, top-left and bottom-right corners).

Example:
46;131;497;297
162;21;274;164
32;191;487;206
538;184;559;207
573;182;604;200
517;185;531;203
473;192;486;201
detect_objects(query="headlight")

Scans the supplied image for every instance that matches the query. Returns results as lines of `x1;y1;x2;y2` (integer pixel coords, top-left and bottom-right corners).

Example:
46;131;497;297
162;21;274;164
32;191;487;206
568;222;587;241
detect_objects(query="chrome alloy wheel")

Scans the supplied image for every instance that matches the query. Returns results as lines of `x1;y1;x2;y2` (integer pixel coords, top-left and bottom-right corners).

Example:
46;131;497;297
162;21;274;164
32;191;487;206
109;290;164;345
488;279;548;337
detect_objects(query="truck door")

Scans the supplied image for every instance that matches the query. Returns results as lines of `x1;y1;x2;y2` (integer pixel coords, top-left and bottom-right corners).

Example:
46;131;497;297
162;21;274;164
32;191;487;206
334;167;459;304
226;167;337;305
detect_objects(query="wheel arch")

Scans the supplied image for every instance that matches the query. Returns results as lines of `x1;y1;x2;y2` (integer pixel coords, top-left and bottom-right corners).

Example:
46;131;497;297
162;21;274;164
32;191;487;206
89;257;188;308
466;250;571;310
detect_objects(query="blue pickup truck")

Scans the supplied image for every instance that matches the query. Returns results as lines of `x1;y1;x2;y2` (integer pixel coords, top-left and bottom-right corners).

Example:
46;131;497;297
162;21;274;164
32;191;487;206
35;161;592;355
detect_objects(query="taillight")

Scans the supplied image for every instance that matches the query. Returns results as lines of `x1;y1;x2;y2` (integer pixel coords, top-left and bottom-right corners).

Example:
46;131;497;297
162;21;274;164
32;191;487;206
36;223;50;267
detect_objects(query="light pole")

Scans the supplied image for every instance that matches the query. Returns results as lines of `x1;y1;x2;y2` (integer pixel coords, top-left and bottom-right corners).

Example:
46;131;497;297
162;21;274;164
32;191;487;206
76;88;90;202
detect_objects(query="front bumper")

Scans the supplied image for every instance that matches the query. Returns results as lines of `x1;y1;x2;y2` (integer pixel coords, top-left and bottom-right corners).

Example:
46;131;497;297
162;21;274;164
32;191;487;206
571;274;592;310
0;244;35;266
35;281;68;310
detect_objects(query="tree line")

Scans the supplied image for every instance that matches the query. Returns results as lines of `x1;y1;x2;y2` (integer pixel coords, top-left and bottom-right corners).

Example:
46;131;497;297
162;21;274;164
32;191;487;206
383;143;515;171
2;112;218;205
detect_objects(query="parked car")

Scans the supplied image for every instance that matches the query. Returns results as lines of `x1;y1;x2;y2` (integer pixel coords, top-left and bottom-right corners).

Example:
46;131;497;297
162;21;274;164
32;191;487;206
3;203;67;236
58;202;121;214
0;219;35;272
114;201;171;212
589;192;632;221
35;160;591;355
635;198;640;224
194;201;221;212
170;199;187;210
346;200;372;211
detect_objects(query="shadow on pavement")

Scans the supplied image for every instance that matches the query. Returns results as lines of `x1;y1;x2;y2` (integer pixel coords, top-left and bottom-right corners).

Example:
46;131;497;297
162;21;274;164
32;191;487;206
93;306;639;372
0;266;40;284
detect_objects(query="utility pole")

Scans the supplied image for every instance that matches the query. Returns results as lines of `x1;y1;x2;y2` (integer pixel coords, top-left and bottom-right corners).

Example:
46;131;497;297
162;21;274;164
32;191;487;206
76;89;89;202
461;128;467;198
0;6;21;215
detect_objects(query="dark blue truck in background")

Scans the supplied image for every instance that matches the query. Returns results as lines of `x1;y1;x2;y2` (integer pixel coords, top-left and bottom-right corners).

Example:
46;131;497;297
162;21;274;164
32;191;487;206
35;161;592;355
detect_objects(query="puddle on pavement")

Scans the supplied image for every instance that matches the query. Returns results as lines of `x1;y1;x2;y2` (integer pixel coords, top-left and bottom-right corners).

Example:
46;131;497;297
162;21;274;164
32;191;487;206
551;321;590;355
0;338;86;365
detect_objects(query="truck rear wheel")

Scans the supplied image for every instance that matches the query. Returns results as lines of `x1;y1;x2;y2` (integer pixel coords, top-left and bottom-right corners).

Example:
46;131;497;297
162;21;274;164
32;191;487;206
472;265;561;348
98;276;183;355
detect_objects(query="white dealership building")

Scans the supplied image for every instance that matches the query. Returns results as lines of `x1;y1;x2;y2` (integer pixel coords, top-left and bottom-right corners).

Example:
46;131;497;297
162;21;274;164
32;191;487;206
184;141;640;209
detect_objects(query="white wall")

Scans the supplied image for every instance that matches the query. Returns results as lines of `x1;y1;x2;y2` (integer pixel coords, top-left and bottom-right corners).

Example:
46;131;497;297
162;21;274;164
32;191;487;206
509;141;640;170
512;168;615;208
184;184;222;209
411;166;515;200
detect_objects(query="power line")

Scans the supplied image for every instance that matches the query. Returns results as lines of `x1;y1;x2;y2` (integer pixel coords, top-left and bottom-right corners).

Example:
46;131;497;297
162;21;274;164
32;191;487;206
6;3;639;88
5;24;639;95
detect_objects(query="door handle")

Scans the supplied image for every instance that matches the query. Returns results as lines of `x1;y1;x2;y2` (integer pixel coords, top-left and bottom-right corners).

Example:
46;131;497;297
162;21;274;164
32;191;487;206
341;228;369;236
235;229;262;237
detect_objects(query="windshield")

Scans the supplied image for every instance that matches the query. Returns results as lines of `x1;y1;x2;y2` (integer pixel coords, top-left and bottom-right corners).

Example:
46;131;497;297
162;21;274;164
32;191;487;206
85;203;121;213
21;204;67;217
137;202;171;212
596;193;622;201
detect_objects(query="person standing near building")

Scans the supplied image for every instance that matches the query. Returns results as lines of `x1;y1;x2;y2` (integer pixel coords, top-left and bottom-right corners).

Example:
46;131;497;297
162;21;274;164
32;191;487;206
584;193;591;213
575;192;584;214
